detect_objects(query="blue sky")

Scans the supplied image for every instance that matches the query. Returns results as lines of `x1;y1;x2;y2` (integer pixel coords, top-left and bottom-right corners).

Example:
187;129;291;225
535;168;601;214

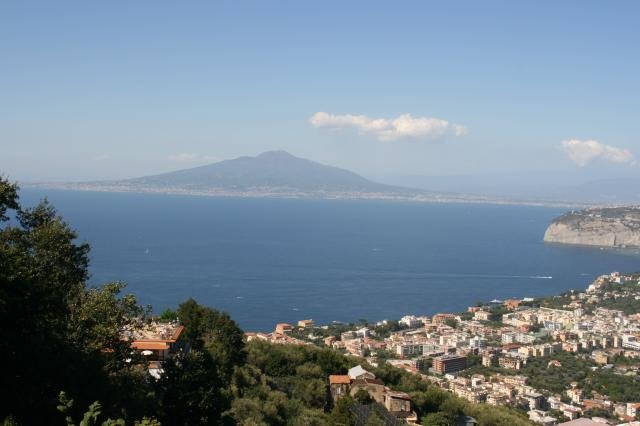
1;1;639;183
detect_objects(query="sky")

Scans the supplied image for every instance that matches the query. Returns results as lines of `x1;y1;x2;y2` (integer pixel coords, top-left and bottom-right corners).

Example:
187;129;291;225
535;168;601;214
1;1;639;186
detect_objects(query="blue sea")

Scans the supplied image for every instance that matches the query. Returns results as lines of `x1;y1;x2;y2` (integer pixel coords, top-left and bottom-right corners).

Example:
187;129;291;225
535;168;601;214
20;189;640;331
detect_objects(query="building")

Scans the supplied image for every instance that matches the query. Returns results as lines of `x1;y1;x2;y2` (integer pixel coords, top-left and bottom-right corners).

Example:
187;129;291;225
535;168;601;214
482;353;495;367
324;336;336;346
274;323;293;335
558;419;603;426
395;342;425;358
523;392;545;410
433;354;467;374
592;351;609;365
348;365;376;381
399;315;424;328
383;390;412;413
502;332;518;344
127;322;186;363
504;299;522;310
474;311;492;321
468;336;487;349
528;410;557;426
626;402;640;418
124;322;187;378
329;375;351;402
498;356;523;370
433;313;456;324
297;319;315;328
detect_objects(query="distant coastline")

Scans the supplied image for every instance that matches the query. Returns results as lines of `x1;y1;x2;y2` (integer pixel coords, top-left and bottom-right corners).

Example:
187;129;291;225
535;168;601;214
24;181;594;209
19;151;600;209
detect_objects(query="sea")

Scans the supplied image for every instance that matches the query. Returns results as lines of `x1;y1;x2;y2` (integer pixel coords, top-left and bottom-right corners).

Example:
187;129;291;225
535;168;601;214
19;189;640;331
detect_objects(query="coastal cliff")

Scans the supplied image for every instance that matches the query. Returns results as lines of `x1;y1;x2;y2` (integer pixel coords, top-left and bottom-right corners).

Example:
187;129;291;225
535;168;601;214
544;206;640;247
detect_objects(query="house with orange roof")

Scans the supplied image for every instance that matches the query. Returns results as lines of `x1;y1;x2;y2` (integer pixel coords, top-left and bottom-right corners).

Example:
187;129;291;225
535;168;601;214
125;322;186;363
329;375;351;402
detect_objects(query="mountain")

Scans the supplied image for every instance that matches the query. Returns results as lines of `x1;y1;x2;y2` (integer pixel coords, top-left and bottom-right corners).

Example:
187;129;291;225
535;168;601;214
123;150;396;193
30;151;592;206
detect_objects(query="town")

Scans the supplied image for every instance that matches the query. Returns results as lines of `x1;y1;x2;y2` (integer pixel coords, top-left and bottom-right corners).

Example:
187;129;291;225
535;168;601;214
236;272;640;425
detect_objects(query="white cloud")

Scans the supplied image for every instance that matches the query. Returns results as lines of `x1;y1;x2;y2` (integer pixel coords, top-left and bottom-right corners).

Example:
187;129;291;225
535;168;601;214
167;153;220;163
309;111;468;141
560;139;634;167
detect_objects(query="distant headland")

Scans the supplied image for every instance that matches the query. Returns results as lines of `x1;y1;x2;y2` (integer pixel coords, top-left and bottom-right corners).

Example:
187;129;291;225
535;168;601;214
544;206;640;247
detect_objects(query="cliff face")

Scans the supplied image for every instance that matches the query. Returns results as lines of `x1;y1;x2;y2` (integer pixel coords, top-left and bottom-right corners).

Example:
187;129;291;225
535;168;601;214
544;207;640;247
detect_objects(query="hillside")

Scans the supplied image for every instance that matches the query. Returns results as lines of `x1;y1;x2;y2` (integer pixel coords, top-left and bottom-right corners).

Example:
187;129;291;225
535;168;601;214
544;206;640;247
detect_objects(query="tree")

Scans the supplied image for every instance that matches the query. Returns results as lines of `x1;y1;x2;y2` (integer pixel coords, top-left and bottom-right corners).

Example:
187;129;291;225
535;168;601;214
422;412;453;426
353;389;373;404
444;318;458;329
0;178;151;423
293;378;327;409
328;396;355;426
159;308;177;322
0;178;18;222
177;299;246;380
155;350;227;425
1;180;91;422
364;410;385;426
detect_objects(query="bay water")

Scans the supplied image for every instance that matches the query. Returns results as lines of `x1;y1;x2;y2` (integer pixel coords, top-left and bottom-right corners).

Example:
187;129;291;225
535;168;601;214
21;189;640;331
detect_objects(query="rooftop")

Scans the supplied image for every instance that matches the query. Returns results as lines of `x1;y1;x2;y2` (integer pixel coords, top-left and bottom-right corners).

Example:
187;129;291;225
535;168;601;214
125;322;184;342
329;375;351;385
131;341;170;351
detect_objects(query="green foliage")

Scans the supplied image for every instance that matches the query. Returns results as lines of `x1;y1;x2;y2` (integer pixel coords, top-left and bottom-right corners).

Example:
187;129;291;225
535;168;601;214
246;340;351;378
353;389;373;404
177;298;245;380
364;410;385;426
134;419;161;426
372;320;408;338
159;308;177;322
421;412;453;426
596;292;640;314
444;318;458;329
328;396;355;426
517;352;640;402
154;350;226;425
367;360;534;426
225;340;358;425
0;179;150;423
373;349;396;365
56;391;135;426
0;178;19;222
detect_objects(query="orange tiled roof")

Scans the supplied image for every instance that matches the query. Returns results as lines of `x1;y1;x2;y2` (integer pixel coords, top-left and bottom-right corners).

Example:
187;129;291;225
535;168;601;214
132;341;169;350
329;375;351;385
169;325;184;341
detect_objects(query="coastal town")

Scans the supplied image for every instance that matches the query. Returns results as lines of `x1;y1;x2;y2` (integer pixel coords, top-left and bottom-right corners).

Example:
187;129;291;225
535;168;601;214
240;272;640;426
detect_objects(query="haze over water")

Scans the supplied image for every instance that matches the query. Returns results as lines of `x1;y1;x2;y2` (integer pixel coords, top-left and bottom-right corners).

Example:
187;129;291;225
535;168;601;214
22;189;640;331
